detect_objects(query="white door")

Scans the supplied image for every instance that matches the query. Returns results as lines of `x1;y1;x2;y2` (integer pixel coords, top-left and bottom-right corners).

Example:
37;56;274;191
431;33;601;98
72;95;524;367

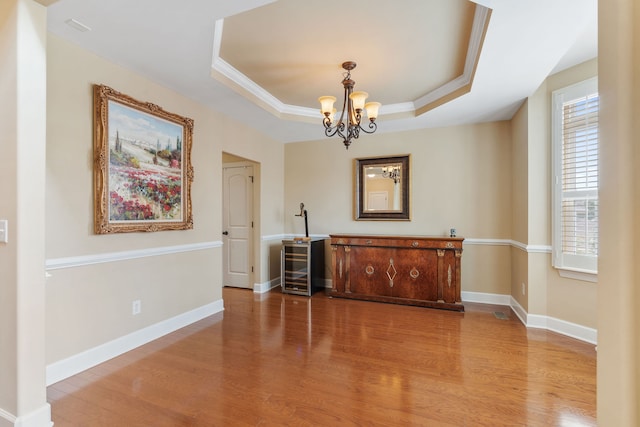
367;191;389;210
223;165;253;289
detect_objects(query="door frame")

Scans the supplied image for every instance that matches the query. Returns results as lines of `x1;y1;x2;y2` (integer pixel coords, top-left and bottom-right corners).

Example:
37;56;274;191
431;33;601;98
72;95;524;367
222;159;259;291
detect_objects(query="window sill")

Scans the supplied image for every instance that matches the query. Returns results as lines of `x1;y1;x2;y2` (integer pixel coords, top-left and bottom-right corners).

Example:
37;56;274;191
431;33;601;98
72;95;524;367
557;267;598;283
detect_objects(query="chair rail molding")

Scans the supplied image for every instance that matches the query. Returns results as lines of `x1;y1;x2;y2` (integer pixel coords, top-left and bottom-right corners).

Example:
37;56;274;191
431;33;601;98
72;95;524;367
45;241;221;271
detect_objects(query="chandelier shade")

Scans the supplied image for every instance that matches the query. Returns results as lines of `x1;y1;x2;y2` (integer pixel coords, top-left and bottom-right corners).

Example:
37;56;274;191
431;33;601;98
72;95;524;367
318;96;337;114
319;61;380;149
349;91;368;111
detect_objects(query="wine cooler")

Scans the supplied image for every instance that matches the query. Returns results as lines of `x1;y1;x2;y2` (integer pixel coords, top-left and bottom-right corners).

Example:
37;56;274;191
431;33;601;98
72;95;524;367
281;238;325;296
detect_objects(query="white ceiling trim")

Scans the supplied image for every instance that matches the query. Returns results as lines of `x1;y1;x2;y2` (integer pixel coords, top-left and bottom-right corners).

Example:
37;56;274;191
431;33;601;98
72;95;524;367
45;0;597;144
413;4;491;113
210;4;491;124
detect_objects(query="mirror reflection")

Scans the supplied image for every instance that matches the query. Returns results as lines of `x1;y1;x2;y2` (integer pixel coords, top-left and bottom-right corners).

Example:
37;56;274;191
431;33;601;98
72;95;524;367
355;155;410;220
363;163;403;211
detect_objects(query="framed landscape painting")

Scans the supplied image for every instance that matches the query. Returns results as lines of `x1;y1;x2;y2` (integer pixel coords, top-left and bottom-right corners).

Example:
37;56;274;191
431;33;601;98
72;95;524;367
93;84;194;233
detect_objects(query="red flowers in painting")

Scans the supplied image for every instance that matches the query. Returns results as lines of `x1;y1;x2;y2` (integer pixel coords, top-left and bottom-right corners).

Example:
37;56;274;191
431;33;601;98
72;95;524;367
109;166;182;221
110;191;154;220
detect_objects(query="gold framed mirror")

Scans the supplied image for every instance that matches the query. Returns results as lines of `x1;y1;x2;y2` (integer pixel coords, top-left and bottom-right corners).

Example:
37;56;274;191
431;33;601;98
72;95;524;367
355;155;410;220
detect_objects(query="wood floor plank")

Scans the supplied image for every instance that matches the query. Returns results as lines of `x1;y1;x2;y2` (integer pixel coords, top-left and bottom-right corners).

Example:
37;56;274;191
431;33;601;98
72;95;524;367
48;287;596;426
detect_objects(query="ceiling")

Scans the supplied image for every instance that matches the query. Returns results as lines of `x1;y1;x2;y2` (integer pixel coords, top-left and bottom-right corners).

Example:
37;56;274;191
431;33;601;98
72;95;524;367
46;0;598;144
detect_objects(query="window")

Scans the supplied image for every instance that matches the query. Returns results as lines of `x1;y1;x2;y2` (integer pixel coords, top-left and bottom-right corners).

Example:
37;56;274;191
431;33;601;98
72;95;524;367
552;78;598;281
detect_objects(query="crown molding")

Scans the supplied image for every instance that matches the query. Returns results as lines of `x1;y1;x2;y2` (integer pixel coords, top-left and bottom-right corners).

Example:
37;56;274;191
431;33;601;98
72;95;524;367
210;5;492;123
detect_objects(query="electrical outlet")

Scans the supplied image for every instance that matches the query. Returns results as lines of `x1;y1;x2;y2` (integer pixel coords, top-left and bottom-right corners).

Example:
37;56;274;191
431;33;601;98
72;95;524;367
132;300;141;315
522;282;526;295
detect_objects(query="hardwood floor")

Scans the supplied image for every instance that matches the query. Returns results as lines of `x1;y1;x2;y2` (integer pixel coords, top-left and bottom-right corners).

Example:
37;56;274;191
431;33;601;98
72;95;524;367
48;287;596;426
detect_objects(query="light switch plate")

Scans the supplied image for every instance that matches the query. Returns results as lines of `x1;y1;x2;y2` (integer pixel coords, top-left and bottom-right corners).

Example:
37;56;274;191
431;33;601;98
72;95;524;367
0;220;7;243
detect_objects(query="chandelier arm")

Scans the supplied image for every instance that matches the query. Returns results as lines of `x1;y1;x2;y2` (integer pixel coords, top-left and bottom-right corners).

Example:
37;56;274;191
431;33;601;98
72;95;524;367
358;121;378;134
350;125;361;141
336;122;347;141
324;121;347;140
323;125;339;138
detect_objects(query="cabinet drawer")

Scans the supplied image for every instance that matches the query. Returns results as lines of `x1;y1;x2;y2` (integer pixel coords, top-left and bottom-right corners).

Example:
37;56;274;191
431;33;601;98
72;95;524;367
331;235;462;250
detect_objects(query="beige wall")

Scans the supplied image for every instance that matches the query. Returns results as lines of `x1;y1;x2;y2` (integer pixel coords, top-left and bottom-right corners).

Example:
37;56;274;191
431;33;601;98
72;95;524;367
510;97;529;307
527;254;549;317
527;82;551;246
545;262;597;327
461;244;511;295
597;0;640;424
507;59;598;329
510;248;528;310
510;100;528;245
284;122;513;294
525;79;552;319
45;34;284;365
544;60;598;328
0;0;50;424
0;1;21;417
539;60;598;327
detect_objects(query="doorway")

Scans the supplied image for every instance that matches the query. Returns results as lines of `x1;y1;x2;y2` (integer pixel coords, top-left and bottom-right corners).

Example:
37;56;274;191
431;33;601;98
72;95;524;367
222;155;256;289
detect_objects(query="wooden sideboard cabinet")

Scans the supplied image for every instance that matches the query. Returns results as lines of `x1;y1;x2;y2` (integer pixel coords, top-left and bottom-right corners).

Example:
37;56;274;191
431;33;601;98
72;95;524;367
329;234;464;311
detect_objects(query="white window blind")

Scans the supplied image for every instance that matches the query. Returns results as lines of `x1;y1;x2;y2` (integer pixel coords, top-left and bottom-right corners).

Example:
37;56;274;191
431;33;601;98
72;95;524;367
561;93;599;256
552;78;598;278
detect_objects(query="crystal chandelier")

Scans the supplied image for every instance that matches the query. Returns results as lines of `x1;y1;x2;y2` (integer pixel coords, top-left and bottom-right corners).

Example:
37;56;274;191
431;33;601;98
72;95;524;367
318;61;381;149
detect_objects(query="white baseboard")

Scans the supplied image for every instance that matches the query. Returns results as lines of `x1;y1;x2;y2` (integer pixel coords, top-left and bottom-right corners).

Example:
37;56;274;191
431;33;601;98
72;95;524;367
0;409;15;427
458;292;597;344
0;403;52;427
509;296;529;325
302;285;596;344
461;291;511;305
254;278;281;294
510;296;597;344
46;300;224;386
527;313;598;344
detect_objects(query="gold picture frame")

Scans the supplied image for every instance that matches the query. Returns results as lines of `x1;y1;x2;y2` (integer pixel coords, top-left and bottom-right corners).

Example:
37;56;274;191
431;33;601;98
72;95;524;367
93;84;194;233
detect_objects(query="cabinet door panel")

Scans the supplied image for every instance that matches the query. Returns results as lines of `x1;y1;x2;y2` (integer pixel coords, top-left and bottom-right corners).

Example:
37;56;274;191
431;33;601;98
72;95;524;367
392;249;438;301
331;246;345;293
441;250;458;303
349;246;394;296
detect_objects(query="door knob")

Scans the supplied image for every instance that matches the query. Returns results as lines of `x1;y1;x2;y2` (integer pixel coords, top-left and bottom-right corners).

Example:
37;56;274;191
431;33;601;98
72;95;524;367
222;231;229;235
